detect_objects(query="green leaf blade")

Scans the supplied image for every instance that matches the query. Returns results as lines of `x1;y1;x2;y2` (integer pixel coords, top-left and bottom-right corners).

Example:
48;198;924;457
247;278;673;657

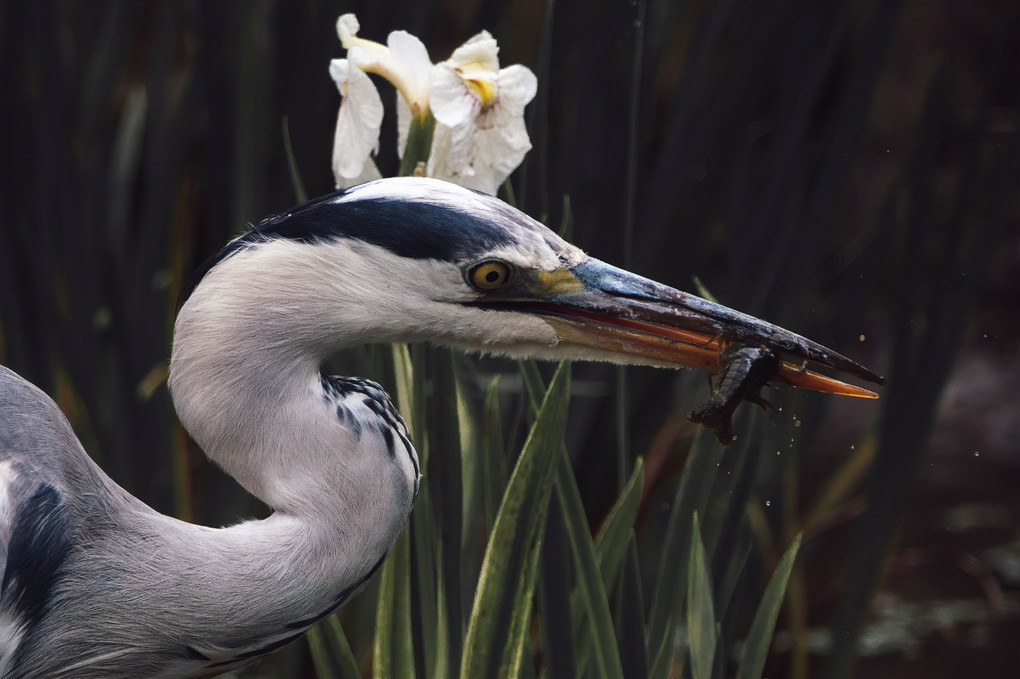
307;614;362;679
374;528;415;679
686;515;717;679
594;456;645;592
553;452;625;679
460;362;571;679
736;533;803;679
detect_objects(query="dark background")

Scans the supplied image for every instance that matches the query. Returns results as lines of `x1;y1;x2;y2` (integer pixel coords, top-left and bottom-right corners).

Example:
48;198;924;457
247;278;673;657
0;1;1017;677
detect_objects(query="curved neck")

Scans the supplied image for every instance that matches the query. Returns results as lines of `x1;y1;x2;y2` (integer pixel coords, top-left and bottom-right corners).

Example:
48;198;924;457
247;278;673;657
165;238;419;576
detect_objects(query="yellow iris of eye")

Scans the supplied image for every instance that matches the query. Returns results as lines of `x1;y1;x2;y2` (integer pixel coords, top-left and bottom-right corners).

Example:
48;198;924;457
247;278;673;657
469;261;511;290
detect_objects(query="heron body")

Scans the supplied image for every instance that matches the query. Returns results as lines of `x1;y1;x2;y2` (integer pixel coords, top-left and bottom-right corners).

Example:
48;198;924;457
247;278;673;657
0;178;882;677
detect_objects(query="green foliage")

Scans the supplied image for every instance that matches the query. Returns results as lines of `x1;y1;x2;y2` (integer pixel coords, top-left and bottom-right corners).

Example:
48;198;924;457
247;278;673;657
737;534;802;679
686;516;717;679
461;362;570;678
307;615;361;679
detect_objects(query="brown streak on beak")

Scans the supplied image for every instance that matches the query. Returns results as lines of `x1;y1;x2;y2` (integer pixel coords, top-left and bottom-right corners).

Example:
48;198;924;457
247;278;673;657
541;306;879;398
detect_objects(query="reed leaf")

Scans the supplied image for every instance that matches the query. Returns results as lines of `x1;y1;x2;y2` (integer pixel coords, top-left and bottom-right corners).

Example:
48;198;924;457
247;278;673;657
307;614;361;679
373;528;415;679
686;514;717;679
460;362;570;679
736;534;802;679
648;432;725;678
594;457;645;592
553;451;625;679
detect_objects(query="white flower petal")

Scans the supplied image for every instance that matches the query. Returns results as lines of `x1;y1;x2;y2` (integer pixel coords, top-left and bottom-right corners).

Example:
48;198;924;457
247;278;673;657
431;113;532;195
448;31;499;72
346;43;392;77
341;28;433;112
335;156;382;189
396;94;411;159
386;31;433;109
329;59;384;184
445;118;474;174
426;123;453;178
423;31;537;194
495;65;537;114
336;13;360;47
470;117;532;194
429;63;479;127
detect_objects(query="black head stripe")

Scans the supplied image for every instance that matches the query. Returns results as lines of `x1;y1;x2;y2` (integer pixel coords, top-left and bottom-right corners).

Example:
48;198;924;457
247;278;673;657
177;188;518;309
259;197;516;260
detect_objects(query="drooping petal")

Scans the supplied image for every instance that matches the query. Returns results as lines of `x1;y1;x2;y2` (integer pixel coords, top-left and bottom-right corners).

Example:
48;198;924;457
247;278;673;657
336;14;360;47
336;14;391;67
474;115;532;189
428;117;473;182
339;19;433;113
329;58;384;187
453;115;533;195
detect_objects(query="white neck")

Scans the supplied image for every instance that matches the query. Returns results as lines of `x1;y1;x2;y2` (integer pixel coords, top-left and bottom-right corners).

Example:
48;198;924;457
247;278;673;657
139;238;420;666
168;239;420;518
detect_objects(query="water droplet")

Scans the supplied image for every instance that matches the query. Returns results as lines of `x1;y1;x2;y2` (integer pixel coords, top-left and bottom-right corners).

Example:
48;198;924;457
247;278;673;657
974;451;980;457
794;420;802;428
765;500;772;507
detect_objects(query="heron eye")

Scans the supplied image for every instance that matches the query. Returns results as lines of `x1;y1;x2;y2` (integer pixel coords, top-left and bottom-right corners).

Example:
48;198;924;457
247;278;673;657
468;260;511;290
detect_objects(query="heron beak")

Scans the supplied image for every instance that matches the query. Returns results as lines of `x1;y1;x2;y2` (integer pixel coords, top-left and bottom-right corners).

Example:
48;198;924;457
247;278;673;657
518;258;884;398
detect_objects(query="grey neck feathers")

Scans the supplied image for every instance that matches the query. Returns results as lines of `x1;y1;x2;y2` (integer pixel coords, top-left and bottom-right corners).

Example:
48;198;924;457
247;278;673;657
143;242;418;659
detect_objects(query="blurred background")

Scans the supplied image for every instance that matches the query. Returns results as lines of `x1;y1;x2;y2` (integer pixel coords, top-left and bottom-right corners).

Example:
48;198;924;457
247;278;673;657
0;0;1017;677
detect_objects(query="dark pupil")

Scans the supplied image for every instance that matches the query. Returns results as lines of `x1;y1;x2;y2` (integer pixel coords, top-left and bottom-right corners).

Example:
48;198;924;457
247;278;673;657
485;270;500;283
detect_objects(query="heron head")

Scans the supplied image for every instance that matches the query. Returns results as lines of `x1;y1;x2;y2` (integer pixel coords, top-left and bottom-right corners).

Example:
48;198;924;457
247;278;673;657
178;177;882;397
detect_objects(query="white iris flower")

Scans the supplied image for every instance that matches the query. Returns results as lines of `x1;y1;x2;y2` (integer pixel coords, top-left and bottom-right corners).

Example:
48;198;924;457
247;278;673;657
329;14;536;195
426;32;538;195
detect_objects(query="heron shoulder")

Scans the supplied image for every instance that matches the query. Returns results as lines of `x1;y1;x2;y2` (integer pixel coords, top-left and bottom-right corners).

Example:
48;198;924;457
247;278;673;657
0;460;72;677
0;368;109;499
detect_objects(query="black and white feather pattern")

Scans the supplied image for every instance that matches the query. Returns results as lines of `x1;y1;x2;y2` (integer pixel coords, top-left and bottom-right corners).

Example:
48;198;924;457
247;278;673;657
319;374;419;498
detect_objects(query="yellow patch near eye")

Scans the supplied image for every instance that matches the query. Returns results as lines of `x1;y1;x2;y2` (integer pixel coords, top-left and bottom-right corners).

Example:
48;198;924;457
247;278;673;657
470;261;511;290
536;268;585;295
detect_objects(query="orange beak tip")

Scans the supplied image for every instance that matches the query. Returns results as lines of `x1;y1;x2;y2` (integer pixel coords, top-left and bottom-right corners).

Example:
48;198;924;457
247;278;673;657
777;362;881;399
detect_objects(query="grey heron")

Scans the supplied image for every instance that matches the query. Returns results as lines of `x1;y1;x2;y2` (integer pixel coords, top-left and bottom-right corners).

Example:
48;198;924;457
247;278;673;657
0;177;882;677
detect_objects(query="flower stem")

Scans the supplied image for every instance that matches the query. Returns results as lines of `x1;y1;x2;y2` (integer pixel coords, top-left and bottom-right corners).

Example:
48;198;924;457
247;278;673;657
399;111;437;177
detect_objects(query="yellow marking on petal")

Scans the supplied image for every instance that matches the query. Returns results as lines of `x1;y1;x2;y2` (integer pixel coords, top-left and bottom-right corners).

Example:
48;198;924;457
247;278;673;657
467;78;497;108
455;62;499;108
